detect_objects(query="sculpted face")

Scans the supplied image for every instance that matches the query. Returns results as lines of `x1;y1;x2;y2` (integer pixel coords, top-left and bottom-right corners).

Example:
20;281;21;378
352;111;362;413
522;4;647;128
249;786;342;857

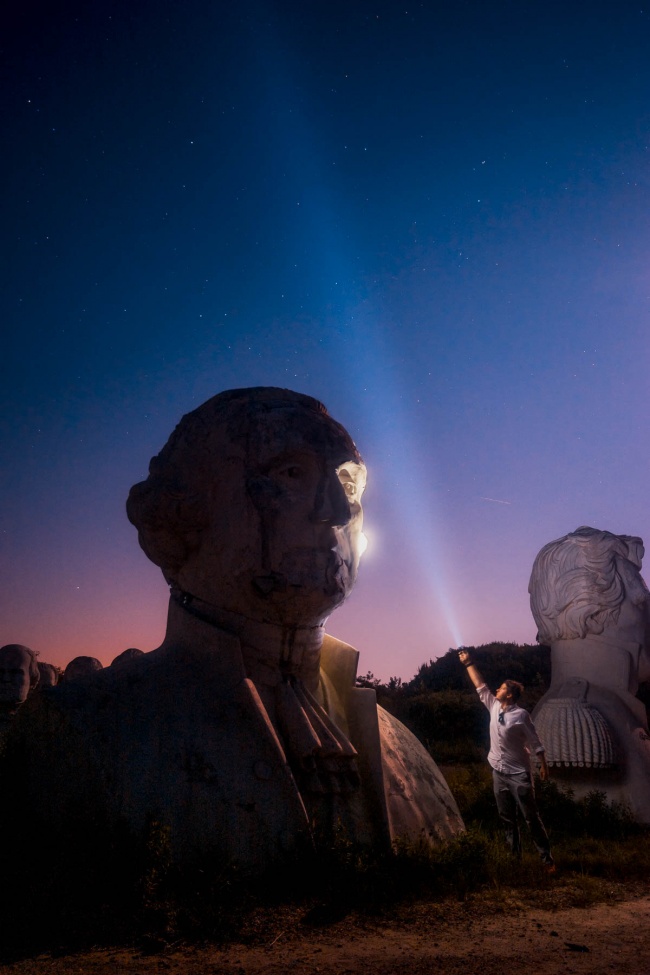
611;556;650;681
175;404;366;626
0;645;35;705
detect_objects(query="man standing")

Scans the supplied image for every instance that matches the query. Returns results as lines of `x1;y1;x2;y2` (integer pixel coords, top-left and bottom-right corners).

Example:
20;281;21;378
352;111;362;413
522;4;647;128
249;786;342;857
458;648;555;871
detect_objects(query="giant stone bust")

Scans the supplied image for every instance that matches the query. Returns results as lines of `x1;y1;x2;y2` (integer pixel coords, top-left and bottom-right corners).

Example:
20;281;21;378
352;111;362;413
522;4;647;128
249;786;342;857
0;644;39;708
0;644;39;738
10;388;462;873
529;526;650;820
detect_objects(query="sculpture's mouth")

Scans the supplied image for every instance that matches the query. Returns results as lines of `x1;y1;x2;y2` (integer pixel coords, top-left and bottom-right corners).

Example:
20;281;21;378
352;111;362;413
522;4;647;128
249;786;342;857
250;544;356;604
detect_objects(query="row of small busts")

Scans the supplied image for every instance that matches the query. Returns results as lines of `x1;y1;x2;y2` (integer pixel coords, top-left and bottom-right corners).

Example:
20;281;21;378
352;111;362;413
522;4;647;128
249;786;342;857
0;644;144;715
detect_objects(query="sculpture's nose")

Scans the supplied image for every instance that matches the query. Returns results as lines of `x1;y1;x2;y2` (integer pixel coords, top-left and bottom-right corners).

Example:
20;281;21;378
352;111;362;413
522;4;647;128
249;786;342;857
312;472;351;527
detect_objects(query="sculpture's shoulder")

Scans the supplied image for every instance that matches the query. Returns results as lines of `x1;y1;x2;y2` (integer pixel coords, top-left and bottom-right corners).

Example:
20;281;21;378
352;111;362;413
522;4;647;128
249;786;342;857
376;704;464;842
24;652;160;737
35;633;248;730
320;633;359;704
322;632;464;844
9;641;313;865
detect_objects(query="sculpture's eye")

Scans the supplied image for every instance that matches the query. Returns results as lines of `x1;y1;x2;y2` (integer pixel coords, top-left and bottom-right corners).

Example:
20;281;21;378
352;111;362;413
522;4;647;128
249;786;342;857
266;451;320;490
337;464;365;506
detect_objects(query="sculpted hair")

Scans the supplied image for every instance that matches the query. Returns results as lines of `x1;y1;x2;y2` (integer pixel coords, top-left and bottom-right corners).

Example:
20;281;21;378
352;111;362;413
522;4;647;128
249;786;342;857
528;526;645;644
126;387;360;579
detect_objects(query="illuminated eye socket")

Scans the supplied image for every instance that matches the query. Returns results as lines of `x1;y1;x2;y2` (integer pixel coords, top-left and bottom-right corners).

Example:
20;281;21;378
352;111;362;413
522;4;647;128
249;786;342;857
338;471;358;503
337;462;366;505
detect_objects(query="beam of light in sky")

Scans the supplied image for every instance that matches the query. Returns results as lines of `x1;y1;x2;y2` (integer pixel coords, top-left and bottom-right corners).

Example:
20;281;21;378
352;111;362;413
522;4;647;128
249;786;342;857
8;2;650;677
244;18;464;650
336;305;464;649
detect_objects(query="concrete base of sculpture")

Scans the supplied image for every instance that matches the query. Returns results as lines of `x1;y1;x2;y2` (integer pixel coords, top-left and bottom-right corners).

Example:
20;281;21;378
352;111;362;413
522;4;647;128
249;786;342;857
12;613;462;871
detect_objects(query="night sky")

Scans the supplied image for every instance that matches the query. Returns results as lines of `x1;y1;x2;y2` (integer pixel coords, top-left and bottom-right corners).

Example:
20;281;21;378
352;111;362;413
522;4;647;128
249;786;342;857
3;1;650;679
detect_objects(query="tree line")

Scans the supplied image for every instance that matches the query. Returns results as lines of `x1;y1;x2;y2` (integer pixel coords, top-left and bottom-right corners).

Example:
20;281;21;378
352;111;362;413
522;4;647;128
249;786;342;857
359;642;650;766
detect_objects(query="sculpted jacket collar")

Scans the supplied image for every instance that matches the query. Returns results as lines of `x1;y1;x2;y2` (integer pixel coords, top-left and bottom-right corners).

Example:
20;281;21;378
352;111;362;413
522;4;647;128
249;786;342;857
172;588;324;690
172;588;359;795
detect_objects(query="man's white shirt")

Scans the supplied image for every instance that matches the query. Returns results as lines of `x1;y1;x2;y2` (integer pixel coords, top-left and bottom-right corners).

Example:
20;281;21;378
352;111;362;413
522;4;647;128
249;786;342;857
476;683;545;774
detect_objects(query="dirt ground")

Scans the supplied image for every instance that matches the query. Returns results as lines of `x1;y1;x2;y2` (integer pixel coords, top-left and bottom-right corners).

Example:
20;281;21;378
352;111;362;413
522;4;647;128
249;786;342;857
3;886;650;975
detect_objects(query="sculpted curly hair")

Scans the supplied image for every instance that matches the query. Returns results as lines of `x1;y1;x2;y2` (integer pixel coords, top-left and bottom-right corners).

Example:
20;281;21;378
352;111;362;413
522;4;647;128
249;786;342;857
528;526;646;644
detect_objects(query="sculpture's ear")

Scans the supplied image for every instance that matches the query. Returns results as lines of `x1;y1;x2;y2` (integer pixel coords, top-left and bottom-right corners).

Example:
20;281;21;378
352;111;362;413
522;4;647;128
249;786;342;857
126;479;207;576
29;654;40;688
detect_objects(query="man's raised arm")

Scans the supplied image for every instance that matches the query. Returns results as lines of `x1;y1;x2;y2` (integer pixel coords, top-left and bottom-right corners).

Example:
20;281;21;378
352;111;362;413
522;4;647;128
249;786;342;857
458;649;484;688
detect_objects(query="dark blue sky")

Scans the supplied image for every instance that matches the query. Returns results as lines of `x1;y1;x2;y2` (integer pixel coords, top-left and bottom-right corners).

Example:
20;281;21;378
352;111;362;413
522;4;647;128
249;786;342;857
2;0;650;677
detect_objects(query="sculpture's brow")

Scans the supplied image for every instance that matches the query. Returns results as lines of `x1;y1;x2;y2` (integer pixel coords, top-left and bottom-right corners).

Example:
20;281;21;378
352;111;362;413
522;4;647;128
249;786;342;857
257;448;316;471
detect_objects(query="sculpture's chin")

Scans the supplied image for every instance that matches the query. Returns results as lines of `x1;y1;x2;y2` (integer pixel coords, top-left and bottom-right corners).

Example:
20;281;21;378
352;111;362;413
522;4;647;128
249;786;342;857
177;543;358;628
325;554;357;601
243;549;356;626
276;547;355;595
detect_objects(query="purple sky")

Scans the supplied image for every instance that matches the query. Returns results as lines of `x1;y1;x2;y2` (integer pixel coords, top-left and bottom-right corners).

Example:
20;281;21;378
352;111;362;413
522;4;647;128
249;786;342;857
2;1;650;678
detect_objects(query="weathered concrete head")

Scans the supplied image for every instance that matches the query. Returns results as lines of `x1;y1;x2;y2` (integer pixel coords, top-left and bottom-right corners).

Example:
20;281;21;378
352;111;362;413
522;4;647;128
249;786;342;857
36;662;59;688
63;656;103;682
0;645;40;705
529;526;650;674
127;387;366;628
110;647;144;668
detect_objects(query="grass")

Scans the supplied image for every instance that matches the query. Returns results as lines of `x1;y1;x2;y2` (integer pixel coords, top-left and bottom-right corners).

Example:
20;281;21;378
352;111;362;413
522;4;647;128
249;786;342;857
2;764;649;959
147;774;650;939
440;763;650;906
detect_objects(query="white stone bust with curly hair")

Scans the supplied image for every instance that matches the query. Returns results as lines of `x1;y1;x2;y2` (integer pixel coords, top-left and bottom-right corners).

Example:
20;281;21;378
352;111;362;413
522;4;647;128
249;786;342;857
529;525;650;821
529;526;650;693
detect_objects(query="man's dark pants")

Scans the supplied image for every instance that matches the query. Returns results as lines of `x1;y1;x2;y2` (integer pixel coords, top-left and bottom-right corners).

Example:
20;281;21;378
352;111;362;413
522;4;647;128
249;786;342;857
492;768;553;863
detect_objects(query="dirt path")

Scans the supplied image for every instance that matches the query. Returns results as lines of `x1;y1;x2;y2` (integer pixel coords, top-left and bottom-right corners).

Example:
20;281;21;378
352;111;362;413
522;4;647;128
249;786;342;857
3;892;650;975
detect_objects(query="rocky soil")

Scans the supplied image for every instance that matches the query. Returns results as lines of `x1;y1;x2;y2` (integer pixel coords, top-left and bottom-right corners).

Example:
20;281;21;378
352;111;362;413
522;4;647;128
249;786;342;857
3;884;649;975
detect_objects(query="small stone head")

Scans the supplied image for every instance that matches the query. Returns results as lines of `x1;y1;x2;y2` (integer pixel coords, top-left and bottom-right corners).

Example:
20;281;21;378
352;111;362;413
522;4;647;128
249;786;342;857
36;662;59;688
63;656;103;682
529;526;650;671
126;387;366;628
0;645;40;706
110;647;144;669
